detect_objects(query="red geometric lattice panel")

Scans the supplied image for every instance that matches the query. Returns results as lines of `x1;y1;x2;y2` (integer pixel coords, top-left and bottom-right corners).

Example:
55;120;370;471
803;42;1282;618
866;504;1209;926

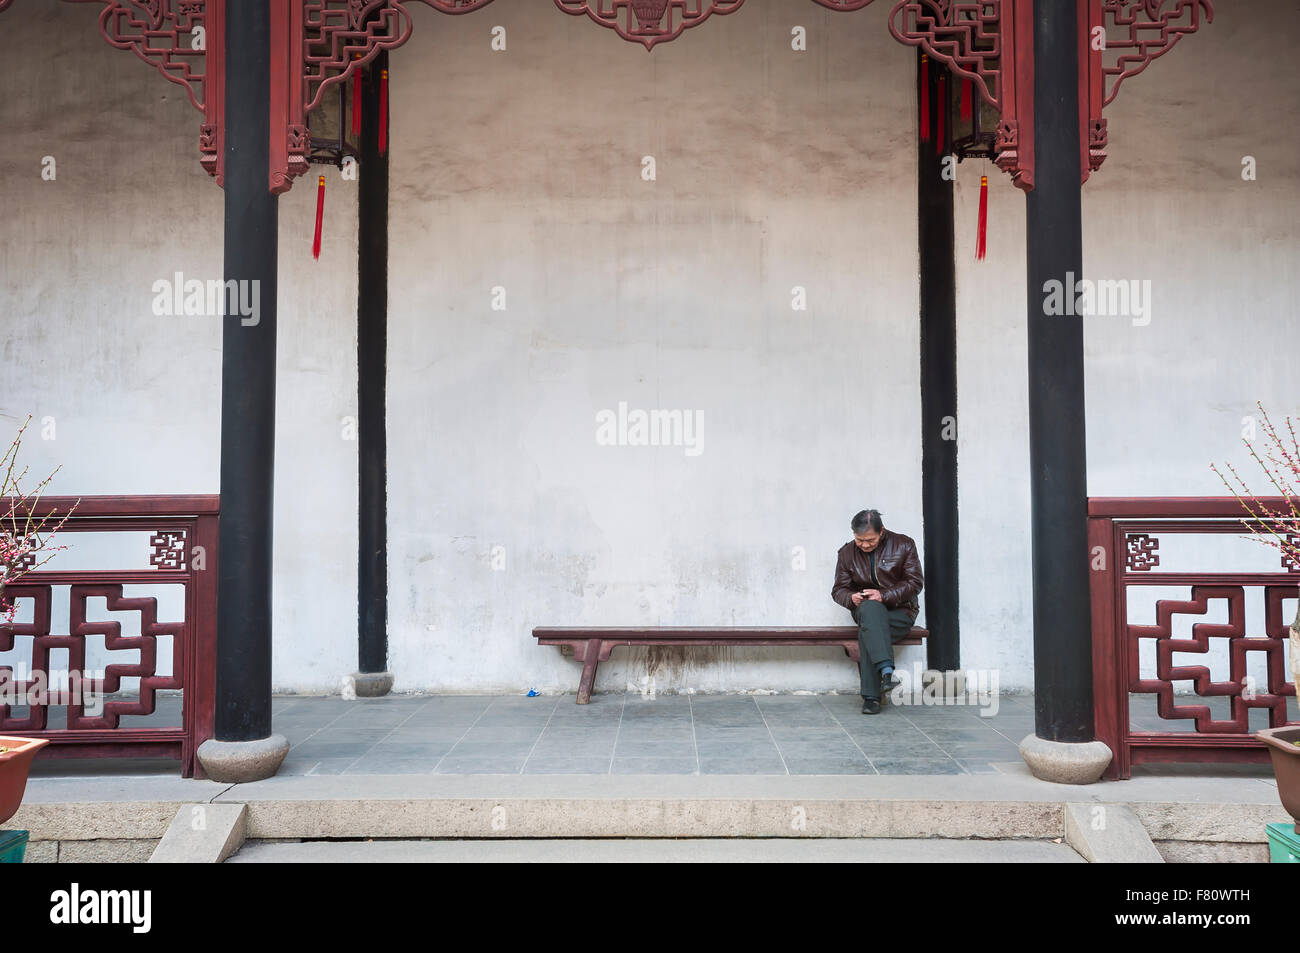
0;585;60;731
67;585;184;729
1128;585;1295;734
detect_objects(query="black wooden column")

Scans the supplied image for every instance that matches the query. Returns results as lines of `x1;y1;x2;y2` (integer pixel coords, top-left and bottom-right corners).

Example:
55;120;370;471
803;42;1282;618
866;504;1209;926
917;53;959;674
215;1;277;742
357;51;390;683
1026;3;1094;742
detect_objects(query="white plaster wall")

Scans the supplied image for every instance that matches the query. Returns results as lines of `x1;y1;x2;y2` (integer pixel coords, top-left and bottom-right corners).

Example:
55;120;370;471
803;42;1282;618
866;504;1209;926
387;1;922;694
0;1;1295;696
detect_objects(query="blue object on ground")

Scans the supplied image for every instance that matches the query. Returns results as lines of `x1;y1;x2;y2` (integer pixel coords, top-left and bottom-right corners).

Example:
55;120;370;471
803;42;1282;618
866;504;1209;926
1266;822;1299;863
0;829;29;864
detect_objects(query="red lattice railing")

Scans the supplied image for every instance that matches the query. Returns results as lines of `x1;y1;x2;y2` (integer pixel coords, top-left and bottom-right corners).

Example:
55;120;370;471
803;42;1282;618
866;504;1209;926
0;496;218;778
1090;498;1299;780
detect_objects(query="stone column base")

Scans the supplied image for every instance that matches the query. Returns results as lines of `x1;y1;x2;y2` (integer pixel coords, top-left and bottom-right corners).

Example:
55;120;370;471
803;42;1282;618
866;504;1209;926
1019;734;1113;784
197;734;290;783
346;671;394;697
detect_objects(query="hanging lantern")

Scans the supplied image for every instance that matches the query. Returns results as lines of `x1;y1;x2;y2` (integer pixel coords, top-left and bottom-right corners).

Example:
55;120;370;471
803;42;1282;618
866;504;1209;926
305;56;365;170
947;68;999;162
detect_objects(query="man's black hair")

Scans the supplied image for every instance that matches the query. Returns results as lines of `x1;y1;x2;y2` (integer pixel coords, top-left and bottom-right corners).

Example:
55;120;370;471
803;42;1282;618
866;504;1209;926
851;509;884;534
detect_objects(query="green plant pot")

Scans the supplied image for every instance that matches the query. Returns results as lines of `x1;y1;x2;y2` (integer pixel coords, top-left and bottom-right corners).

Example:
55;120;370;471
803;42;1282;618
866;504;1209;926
0;829;29;863
1266;822;1300;863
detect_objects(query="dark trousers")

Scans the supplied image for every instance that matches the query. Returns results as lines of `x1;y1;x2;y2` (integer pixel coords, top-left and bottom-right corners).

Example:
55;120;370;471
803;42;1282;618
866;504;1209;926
850;599;917;698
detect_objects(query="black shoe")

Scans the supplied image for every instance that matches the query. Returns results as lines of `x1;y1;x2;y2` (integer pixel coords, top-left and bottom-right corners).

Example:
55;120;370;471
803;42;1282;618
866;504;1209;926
880;669;901;692
861;697;881;715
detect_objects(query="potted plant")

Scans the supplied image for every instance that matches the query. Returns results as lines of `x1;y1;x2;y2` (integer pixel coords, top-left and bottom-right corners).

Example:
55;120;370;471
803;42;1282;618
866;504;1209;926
1214;403;1300;855
1;416;75;862
1;415;77;624
0;736;48;825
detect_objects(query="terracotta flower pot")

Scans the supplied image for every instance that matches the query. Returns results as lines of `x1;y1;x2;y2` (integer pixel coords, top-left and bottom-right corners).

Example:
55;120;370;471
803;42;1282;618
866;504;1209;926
0;736;48;826
1255;725;1300;835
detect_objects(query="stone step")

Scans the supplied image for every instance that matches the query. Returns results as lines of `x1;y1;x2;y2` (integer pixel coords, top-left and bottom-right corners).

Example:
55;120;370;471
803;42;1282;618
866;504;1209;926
226;837;1085;863
8;771;1287;863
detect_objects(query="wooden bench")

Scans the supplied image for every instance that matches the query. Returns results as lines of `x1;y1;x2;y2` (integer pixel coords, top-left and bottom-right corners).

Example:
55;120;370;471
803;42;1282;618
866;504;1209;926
533;626;929;704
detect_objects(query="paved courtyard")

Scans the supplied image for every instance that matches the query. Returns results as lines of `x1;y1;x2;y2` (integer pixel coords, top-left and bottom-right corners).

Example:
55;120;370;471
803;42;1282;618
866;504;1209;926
28;690;1285;778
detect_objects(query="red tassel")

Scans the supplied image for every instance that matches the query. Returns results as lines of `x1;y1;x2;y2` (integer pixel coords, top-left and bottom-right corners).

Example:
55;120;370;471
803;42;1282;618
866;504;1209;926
975;174;988;261
350;55;362;138
919;54;930;142
961;77;972;122
936;74;946;156
378;68;388;156
312;174;325;260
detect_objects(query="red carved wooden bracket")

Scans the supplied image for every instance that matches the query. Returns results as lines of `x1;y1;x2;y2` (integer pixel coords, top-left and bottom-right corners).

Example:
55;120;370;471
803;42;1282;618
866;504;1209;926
49;1;220;181
1100;0;1214;106
555;0;745;50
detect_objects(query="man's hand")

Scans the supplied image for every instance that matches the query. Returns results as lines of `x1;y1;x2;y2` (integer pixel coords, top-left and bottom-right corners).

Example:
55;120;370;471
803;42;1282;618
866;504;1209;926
851;591;866;606
863;589;884;603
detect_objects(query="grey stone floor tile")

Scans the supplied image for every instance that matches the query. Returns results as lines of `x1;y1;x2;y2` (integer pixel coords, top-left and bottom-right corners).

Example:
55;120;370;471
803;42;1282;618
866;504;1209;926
547;712;625;725
870;758;963;775
781;726;859;741
522;758;613;775
611;757;700;775
623;697;693;710
367;742;455;759
613;740;697;756
982;723;1035;735
458;726;546;742
528;744;616;759
540;723;621;736
307;729;391;744
298;758;361;776
471;713;556;728
938;743;1023;757
692;718;768;730
288;742;375;758
618;715;694;729
954;760;1002;775
698;758;787;775
914;723;1007;736
781;748;868;765
433;756;528;774
616;725;695;740
445;741;537;758
846;733;939;747
841;726;935;742
384;726;472;743
694;740;780;756
783;758;876;775
342;758;437;776
693;726;773;740
760;713;841;728
331;708;413;723
273;758;344;776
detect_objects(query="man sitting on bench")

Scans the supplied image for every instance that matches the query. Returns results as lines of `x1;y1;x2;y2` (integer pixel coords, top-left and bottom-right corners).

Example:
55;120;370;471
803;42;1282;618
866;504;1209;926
832;509;925;714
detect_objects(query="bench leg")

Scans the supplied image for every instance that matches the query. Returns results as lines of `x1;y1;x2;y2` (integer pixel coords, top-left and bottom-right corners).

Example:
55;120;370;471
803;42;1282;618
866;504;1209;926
576;641;602;704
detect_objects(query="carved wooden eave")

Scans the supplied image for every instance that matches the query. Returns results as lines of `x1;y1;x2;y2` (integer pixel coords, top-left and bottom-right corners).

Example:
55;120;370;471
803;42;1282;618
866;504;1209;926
819;0;1214;192
554;0;744;50
3;0;1213;195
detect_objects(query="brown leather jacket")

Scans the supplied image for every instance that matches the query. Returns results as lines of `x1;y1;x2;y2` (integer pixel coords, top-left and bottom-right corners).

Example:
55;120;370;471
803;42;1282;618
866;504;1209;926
831;529;924;617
